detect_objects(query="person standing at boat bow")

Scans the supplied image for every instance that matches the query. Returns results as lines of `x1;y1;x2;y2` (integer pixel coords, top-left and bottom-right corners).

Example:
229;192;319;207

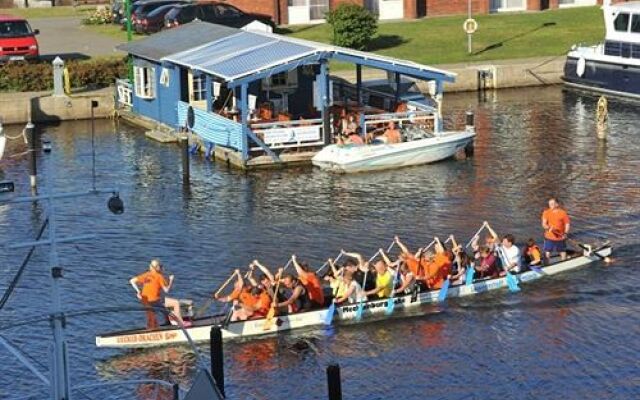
542;197;571;262
129;259;186;329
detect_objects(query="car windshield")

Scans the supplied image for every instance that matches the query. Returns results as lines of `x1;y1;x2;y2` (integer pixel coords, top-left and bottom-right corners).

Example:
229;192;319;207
148;4;175;17
0;21;32;38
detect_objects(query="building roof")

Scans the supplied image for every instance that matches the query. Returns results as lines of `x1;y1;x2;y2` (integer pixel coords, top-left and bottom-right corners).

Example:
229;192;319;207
116;21;240;62
125;21;455;83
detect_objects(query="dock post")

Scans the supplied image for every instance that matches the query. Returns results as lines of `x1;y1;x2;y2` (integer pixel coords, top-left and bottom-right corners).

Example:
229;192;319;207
26;121;37;188
172;383;180;400
180;136;190;185
210;326;225;397
327;363;342;400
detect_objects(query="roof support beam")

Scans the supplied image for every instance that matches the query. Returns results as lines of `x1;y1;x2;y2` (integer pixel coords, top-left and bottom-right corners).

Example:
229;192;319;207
331;53;455;83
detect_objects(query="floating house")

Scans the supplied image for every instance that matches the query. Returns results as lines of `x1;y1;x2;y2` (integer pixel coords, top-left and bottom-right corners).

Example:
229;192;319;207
116;21;457;169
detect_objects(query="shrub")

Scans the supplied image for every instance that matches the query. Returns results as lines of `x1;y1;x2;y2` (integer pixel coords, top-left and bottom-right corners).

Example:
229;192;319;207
0;58;127;92
82;7;114;25
326;4;377;50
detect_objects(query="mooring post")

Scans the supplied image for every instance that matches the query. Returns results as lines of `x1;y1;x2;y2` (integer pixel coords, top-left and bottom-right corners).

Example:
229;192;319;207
52;57;65;97
210;326;225;397
26;121;37;188
180;136;189;185
327;363;342;400
172;383;180;400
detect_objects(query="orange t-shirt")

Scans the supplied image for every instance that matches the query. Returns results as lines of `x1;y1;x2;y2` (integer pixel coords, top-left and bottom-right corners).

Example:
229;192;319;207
136;271;168;303
239;289;258;309
228;287;242;301
255;292;272;314
405;255;421;276
422;253;451;289
299;271;324;306
542;208;570;240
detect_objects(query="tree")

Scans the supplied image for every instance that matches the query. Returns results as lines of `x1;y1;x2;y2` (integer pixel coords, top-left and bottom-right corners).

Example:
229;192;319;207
326;4;378;51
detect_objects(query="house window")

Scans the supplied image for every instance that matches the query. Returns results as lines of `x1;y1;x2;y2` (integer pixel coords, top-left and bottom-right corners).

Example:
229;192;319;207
614;12;630;32
192;76;206;101
134;66;156;99
271;72;288;87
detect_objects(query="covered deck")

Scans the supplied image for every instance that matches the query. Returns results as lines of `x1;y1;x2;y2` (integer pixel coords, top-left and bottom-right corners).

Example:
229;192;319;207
119;23;456;169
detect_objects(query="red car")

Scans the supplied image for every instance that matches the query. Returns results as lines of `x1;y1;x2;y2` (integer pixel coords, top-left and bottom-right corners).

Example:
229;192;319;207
0;14;40;62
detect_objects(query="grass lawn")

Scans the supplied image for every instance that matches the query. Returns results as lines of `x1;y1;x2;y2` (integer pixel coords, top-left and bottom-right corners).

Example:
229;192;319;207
283;6;604;68
0;5;96;19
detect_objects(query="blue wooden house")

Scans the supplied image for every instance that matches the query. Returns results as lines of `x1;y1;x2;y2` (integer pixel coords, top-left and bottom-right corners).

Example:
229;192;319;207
117;21;456;169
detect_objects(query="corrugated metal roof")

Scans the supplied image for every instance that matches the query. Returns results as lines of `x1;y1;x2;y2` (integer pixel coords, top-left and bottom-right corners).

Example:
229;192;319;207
163;31;320;80
116;21;240;62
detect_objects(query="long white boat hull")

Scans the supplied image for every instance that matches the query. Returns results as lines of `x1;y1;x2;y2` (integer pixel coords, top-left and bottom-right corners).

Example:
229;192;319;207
311;130;475;173
96;246;611;348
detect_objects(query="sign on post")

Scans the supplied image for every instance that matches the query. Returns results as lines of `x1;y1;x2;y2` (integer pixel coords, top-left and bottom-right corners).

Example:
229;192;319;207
463;18;478;54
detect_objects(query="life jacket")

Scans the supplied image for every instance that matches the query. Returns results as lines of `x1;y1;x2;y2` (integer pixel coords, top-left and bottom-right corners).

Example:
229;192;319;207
301;272;324;306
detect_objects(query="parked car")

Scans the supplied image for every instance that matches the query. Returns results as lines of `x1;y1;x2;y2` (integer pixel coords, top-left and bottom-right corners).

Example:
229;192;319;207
164;3;273;30
133;3;177;34
0;15;39;63
111;0;143;24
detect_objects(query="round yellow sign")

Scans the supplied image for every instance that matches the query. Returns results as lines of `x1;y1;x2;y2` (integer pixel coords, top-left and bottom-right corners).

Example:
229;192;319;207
463;18;478;34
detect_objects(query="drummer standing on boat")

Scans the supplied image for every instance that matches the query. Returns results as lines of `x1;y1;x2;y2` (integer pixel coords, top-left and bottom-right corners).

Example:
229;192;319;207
541;197;571;262
129;259;185;329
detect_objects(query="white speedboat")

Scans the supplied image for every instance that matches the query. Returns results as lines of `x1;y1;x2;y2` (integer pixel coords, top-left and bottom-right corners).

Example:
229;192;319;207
312;129;475;173
564;1;640;99
95;244;611;349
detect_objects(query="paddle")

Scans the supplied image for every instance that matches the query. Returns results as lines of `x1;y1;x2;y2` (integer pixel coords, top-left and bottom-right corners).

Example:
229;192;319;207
496;245;520;292
529;265;544;274
465;221;489;249
566;236;612;263
194;270;239;319
324;300;336;325
355;249;383;321
385;257;401;315
263;269;284;331
438;235;461;302
316;252;345;275
465;264;475;286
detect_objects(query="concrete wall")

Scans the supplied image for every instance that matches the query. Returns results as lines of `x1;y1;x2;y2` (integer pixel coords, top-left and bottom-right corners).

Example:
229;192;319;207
0;87;114;125
331;56;566;93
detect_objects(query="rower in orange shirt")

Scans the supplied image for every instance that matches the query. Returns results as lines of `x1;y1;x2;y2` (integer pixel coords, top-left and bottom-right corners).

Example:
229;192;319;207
291;255;325;309
420;238;452;290
541;197;571;261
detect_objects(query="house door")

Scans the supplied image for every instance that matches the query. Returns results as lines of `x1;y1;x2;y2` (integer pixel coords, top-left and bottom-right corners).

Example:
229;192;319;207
187;71;207;110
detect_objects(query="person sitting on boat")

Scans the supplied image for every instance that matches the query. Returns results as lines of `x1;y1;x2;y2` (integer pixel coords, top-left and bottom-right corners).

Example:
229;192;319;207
291;255;325;309
418;238;452;290
541;197;571;262
333;270;363;304
524;238;542;266
341;250;376;294
276;273;312;314
324;258;346;300
249;285;272;319
129;259;187;329
391;262;416;295
474;247;498;279
252;259;278;298
342;113;358;136
215;270;258;322
498;234;522;274
448;238;470;285
383;121;402;144
364;258;394;299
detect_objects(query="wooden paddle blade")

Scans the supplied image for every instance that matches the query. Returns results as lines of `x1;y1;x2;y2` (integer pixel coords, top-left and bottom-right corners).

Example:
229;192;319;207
263;307;276;330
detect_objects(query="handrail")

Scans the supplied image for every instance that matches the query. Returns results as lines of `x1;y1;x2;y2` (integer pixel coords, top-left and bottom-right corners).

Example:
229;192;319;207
250;118;323;130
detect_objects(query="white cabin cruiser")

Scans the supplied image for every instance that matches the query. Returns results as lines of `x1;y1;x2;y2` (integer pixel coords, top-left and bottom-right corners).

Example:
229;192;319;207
564;1;640;98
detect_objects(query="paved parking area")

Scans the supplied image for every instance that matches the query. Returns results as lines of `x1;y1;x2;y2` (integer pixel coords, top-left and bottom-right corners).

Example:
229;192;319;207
29;17;124;60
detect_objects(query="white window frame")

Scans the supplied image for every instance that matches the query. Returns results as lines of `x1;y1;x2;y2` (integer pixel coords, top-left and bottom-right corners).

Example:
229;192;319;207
192;76;206;101
134;65;156;99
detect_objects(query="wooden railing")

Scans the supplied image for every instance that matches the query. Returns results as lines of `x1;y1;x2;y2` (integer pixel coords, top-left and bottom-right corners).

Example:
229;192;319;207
250;118;324;151
115;79;132;108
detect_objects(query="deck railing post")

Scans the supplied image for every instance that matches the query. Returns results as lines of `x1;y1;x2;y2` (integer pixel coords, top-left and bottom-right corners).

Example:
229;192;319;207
210;326;225;397
320;61;331;145
327;363;342;400
26;121;37;188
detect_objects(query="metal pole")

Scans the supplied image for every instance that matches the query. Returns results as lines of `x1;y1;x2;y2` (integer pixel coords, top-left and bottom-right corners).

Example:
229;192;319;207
327;363;342;400
180;136;189;185
125;0;133;82
26;122;37;188
467;0;472;54
46;171;71;400
210;326;224;397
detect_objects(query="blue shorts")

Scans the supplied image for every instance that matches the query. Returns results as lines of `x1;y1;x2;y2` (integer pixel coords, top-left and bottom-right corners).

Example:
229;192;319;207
543;238;566;253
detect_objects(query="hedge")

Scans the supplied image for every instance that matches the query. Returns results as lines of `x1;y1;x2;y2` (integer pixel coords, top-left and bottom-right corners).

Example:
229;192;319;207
0;58;127;92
